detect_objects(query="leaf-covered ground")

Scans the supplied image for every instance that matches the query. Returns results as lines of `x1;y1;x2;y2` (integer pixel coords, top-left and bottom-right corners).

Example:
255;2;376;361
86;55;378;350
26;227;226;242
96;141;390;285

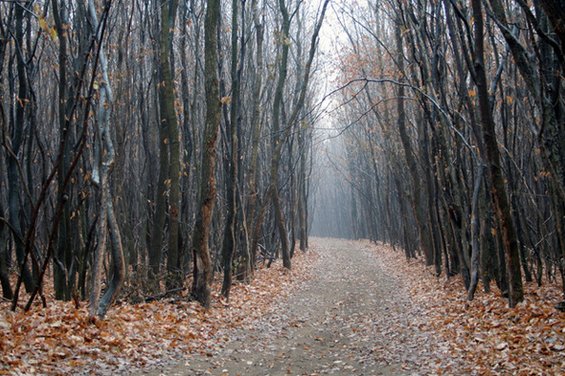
369;240;565;375
0;251;316;375
1;238;564;375
145;238;565;376
142;237;428;376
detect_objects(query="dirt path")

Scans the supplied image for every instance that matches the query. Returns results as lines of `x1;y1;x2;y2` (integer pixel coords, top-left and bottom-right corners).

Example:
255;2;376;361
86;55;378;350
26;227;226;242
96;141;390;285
144;238;433;375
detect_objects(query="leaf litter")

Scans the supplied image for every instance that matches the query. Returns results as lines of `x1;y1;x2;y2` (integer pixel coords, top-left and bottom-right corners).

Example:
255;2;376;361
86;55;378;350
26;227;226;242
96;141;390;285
364;240;565;375
0;250;316;375
2;238;564;375
152;238;564;375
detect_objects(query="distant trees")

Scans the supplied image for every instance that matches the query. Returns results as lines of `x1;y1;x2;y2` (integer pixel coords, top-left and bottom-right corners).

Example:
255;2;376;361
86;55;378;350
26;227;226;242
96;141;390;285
313;0;564;307
1;0;326;317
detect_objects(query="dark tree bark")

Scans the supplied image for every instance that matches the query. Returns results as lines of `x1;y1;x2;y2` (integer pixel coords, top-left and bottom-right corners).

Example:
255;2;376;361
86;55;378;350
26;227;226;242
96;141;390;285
157;0;182;290
247;0;265;276
52;0;75;301
470;0;523;307
394;17;433;265
468;164;485;300
221;0;244;299
537;0;565;58
8;0;34;293
191;0;221;308
269;0;293;270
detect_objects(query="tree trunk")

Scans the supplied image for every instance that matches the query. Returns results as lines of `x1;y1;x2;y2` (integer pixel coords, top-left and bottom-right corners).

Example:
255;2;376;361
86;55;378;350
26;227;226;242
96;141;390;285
247;0;265;276
157;0;182;290
0;202;12;299
537;0;565;61
269;0;292;270
221;0;243;299
52;0;74;301
9;0;34;293
468;164;484;300
394;19;433;264
470;0;523;307
86;0;124;319
191;0;221;308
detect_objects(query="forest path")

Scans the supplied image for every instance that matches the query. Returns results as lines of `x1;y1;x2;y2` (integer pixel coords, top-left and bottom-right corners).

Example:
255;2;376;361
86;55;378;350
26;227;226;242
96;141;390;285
145;238;431;375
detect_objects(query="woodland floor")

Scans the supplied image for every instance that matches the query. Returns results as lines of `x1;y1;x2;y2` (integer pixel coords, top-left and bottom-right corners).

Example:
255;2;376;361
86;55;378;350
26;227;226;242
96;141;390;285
142;238;439;376
140;238;565;376
2;238;564;375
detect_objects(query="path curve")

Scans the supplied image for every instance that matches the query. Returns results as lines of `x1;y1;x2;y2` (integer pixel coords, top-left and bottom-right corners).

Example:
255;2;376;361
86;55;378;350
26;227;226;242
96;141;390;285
144;238;431;375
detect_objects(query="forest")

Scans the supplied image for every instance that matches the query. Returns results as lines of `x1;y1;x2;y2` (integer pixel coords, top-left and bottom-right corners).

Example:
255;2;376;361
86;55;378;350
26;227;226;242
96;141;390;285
0;0;564;374
311;0;565;308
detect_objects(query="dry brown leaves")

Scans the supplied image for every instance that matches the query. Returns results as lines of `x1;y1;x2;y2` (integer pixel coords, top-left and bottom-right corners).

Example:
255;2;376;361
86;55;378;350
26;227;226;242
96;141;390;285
365;240;565;375
0;250;317;375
